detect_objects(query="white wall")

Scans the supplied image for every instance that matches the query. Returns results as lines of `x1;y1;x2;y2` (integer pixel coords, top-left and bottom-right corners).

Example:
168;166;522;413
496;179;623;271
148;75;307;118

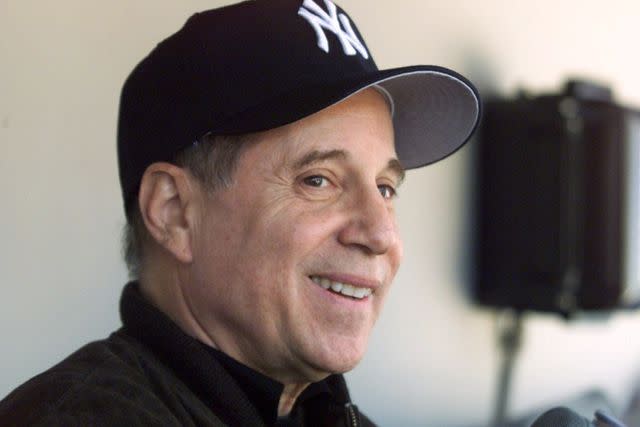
3;1;640;426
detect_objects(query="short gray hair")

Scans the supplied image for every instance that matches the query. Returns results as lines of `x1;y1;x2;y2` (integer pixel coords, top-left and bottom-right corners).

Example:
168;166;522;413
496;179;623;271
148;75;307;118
122;133;255;278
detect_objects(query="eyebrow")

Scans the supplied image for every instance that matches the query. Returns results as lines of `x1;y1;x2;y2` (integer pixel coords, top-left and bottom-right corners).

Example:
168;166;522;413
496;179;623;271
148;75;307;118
293;149;348;170
293;148;406;184
387;158;406;185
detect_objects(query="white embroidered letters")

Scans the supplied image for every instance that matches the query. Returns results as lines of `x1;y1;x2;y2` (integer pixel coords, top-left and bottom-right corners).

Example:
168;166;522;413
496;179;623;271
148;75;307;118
298;0;369;59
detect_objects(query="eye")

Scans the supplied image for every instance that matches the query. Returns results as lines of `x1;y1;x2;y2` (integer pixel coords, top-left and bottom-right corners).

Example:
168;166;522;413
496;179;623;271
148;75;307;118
378;184;397;199
303;175;330;188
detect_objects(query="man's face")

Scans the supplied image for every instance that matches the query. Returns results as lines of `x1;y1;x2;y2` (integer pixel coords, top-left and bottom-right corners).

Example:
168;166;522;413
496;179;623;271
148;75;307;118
185;88;403;383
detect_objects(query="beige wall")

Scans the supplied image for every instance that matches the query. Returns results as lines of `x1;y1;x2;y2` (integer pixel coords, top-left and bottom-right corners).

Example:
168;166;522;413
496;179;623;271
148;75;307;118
3;1;640;426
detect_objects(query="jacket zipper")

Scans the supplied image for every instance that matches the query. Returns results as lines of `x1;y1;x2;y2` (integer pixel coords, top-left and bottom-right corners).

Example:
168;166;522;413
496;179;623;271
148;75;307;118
344;403;359;427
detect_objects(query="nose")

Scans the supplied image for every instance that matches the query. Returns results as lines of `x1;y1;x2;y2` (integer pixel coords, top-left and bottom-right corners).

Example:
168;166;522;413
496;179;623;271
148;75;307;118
337;185;401;255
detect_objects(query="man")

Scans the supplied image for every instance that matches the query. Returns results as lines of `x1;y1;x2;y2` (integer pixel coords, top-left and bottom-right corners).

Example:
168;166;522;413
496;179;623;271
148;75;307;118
0;0;479;425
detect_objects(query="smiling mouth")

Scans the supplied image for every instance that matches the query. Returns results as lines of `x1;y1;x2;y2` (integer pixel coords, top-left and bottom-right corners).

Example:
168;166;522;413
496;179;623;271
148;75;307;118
309;275;373;300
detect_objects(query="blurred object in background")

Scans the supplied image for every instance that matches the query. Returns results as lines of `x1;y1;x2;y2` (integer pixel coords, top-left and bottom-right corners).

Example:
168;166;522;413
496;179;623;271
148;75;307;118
476;79;640;317
622;375;640;426
497;389;615;427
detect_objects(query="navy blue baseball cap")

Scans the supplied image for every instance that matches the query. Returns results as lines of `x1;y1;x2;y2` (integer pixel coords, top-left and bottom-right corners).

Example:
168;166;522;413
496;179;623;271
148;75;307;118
117;0;481;213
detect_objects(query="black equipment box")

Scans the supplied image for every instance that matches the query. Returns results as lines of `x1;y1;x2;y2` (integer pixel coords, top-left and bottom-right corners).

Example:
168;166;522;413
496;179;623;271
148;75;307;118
475;80;640;315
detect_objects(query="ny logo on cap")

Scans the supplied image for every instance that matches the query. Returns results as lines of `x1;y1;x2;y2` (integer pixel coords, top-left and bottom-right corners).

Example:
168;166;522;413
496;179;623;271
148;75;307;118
298;0;369;59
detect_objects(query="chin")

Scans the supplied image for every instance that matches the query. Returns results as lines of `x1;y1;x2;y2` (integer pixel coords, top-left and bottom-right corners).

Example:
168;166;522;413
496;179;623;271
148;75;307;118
290;314;376;381
303;337;369;379
298;357;363;384
329;356;363;375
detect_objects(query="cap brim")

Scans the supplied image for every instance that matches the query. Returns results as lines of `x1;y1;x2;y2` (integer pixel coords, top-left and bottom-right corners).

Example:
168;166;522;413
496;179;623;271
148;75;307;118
377;66;481;168
210;65;480;170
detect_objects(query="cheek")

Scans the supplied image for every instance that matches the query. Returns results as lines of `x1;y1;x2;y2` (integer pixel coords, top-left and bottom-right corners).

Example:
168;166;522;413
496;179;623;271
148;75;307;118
385;214;403;270
289;208;352;261
259;199;345;252
391;234;404;272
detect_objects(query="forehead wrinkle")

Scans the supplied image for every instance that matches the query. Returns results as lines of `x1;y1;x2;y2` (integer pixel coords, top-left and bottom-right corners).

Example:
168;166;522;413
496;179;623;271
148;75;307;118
250;121;302;174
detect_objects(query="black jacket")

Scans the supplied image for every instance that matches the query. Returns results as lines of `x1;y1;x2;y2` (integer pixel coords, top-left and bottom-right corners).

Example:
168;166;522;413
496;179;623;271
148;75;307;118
0;283;375;426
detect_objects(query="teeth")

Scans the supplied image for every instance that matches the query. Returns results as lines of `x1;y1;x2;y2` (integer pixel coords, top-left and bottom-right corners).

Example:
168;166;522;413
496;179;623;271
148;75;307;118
310;276;373;299
341;284;355;297
353;287;367;299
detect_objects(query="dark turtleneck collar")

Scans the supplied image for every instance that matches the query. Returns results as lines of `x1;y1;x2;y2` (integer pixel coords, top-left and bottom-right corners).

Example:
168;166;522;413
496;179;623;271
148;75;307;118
118;281;353;427
203;345;332;425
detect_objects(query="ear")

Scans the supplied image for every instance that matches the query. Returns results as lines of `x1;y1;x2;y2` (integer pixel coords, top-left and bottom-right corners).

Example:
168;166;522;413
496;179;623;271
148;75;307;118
137;162;197;264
